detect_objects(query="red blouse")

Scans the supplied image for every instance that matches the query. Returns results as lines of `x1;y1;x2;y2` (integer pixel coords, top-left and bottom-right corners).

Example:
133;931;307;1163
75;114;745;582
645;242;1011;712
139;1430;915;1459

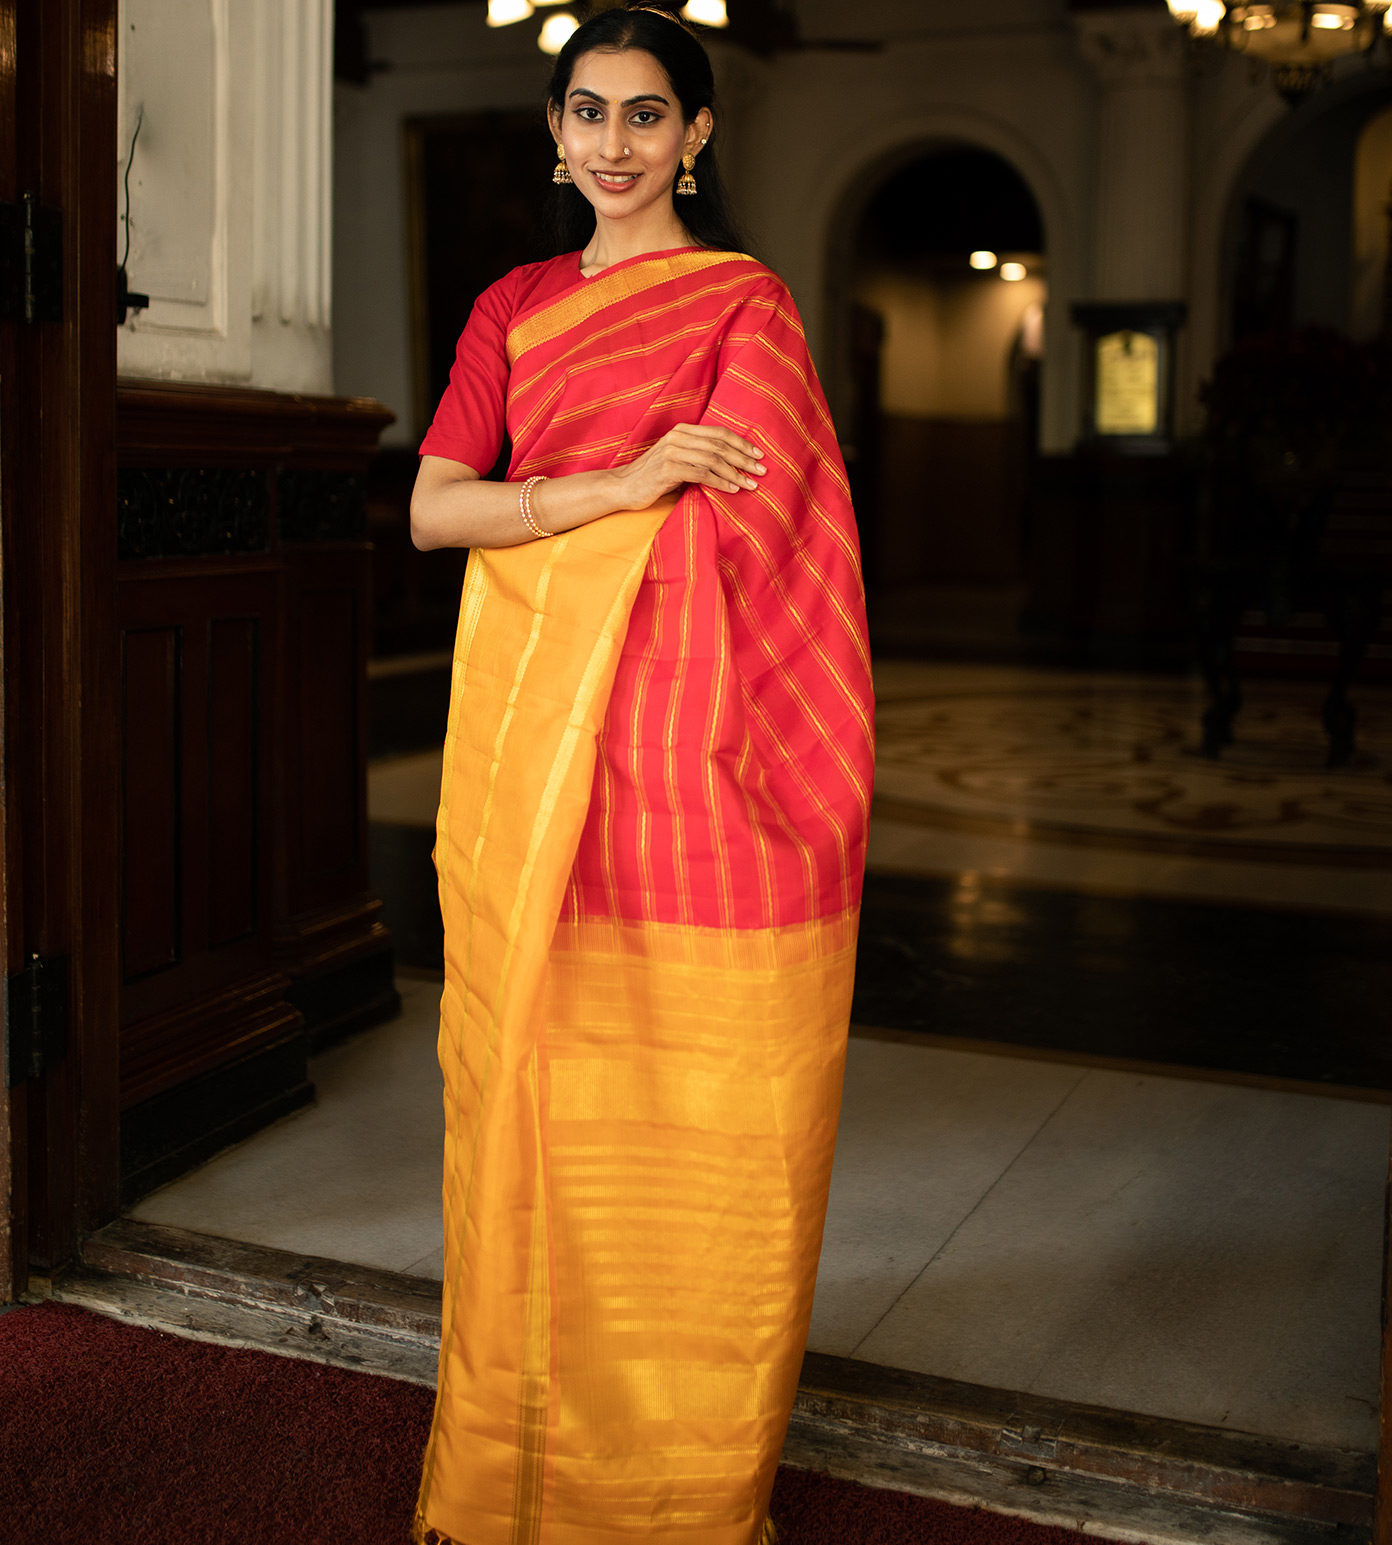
418;253;587;473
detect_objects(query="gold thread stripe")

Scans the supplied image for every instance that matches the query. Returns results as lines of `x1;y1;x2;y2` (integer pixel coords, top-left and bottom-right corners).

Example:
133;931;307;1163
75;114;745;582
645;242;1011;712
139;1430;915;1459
505;250;756;366
507;270;766;406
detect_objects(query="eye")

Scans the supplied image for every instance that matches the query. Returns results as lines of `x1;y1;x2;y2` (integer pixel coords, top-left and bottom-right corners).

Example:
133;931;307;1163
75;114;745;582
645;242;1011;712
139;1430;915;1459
574;105;603;122
630;110;661;126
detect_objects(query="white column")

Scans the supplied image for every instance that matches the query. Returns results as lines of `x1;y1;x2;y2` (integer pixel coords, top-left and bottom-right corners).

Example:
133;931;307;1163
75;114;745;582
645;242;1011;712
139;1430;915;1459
253;0;334;387
117;0;333;392
1073;12;1189;302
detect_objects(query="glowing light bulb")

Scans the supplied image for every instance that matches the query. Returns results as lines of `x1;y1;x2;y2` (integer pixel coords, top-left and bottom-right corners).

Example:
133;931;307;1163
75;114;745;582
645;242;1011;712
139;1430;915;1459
538;10;579;51
1000;262;1027;282
969;251;998;270
1191;0;1226;34
1165;0;1198;20
1310;3;1357;25
681;0;729;24
486;0;533;25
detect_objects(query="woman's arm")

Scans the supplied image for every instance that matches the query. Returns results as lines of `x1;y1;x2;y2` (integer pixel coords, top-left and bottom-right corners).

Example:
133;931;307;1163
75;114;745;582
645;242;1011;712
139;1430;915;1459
409;424;768;551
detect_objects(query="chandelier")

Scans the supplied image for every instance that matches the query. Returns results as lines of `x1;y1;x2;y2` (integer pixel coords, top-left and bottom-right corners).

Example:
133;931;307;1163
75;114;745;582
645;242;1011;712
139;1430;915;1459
1165;1;1392;98
487;0;728;54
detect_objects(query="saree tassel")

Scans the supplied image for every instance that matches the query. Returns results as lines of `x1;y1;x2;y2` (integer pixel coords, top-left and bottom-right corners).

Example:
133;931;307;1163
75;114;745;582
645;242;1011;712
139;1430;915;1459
411;1507;461;1545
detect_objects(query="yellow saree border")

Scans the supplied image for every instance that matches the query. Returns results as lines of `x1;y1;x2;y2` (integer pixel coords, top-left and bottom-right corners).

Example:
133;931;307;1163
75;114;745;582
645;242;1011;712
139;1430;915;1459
505;249;756;367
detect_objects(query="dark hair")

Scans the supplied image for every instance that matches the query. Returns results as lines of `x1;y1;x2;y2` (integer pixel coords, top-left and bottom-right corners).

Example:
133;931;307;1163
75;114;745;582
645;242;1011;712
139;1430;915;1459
545;3;748;256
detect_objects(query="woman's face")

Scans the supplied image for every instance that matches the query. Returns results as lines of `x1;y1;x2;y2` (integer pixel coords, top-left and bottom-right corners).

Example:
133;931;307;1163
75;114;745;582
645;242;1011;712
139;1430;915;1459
549;48;711;227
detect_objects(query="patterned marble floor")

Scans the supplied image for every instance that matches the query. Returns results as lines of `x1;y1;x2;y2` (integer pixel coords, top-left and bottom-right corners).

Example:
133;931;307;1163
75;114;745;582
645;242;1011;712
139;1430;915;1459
868;662;1392;916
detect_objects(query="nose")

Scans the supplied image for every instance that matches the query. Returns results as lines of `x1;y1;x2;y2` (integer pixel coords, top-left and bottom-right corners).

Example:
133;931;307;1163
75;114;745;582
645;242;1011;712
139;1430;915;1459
600;116;625;163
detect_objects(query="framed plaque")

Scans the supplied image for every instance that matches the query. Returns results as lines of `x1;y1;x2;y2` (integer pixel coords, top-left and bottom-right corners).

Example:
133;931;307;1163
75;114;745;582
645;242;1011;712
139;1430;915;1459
1072;302;1186;454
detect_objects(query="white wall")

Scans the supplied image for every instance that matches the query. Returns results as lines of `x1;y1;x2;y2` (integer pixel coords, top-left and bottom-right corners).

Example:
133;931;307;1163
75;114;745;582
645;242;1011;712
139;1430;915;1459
116;0;334;393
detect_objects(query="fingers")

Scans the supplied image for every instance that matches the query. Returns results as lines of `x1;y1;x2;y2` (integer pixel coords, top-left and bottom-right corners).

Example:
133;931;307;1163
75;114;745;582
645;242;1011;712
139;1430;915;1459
668;451;752;494
661;425;767;492
667;424;764;467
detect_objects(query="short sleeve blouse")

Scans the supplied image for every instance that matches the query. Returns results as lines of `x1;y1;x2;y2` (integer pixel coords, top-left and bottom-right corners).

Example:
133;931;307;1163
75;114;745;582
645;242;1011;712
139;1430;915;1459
418;256;579;473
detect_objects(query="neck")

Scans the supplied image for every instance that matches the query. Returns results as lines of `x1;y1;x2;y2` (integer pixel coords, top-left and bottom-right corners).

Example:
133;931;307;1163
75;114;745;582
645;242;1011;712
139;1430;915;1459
580;209;694;274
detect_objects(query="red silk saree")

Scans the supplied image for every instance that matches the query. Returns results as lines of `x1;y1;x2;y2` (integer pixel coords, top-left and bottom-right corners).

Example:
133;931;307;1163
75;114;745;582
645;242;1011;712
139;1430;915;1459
412;248;874;1545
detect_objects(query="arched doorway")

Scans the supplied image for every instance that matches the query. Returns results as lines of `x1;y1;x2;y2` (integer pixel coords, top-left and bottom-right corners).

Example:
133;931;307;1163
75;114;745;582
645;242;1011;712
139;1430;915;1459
1221;79;1392;346
837;144;1047;655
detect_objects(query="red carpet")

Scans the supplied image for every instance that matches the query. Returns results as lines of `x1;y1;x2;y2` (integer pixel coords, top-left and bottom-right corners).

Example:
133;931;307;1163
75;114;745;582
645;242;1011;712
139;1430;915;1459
0;1299;1116;1544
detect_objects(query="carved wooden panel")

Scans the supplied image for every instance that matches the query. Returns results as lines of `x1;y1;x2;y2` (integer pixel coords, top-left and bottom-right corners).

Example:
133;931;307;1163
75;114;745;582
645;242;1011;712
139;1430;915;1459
296;580;361;886
207;617;260;948
118;567;282;1105
121;626;182;981
117;467;270;560
275;543;387;995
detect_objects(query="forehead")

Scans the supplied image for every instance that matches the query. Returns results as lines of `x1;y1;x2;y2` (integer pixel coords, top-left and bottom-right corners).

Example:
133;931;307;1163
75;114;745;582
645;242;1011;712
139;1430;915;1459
567;47;674;101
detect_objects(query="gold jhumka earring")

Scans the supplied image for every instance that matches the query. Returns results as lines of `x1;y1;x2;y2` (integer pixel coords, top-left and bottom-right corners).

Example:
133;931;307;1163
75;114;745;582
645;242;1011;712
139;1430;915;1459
553;144;572;185
676;152;697;195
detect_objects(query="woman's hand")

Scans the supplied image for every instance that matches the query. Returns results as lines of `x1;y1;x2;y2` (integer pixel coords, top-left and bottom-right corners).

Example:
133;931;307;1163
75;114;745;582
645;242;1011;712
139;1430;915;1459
610;425;766;510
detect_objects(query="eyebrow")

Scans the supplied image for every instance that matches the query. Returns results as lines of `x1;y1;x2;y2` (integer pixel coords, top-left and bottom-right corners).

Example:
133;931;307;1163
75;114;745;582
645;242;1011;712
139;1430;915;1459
568;87;671;107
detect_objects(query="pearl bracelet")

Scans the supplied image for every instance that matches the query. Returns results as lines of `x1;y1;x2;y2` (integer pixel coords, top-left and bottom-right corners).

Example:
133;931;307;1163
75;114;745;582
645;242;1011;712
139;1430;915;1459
518;475;554;539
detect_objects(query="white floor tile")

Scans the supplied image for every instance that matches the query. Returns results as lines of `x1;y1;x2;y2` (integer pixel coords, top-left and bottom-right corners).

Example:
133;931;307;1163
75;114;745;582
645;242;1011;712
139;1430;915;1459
807;1038;1087;1354
847;1054;1387;1450
129;977;446;1276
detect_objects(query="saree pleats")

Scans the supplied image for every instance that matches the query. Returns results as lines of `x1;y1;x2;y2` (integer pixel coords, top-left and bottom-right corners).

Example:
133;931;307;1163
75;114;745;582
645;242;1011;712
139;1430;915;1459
413;251;873;1545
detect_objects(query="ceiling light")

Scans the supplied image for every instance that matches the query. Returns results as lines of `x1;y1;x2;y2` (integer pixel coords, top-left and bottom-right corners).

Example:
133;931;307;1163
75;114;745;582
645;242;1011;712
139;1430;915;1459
538;10;579;51
969;250;998;270
1000;262;1027;281
681;0;729;23
487;0;533;24
1191;0;1227;34
1166;0;1386;100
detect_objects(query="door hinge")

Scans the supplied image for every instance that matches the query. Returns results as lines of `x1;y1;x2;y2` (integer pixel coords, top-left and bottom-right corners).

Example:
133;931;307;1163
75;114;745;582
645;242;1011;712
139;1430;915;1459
0;194;62;324
5;953;69;1088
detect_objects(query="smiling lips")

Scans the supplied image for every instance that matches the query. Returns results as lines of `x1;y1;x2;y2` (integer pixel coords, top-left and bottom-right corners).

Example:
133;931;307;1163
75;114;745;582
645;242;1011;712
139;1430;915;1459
592;169;640;190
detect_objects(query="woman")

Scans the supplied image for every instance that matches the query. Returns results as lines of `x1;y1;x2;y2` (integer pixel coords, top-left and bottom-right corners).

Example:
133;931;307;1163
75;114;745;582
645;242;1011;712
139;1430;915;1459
409;7;874;1543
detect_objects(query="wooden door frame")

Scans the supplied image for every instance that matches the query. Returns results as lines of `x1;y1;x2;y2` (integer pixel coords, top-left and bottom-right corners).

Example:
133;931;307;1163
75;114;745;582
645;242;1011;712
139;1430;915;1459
0;0;120;1300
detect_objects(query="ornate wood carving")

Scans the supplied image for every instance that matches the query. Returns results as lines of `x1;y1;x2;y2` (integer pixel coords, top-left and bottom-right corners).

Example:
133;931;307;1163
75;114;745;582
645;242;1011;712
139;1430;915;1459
276;468;367;542
117;468;271;560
